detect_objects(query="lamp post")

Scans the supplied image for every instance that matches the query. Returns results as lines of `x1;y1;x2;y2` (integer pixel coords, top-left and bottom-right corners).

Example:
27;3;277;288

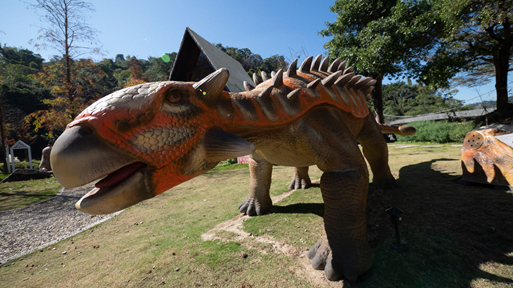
386;207;408;252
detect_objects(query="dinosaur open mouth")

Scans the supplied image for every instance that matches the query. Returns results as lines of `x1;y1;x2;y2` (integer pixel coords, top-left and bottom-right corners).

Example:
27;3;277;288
95;162;147;188
82;162;147;200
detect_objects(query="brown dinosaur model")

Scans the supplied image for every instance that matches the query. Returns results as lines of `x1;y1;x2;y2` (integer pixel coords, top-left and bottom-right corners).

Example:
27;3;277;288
50;55;413;281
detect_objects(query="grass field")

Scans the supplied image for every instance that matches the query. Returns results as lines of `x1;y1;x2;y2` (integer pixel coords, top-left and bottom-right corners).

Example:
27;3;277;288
0;144;512;287
0;178;60;212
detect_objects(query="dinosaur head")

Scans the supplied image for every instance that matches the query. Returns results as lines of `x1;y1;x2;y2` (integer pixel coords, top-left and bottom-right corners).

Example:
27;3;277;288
50;68;255;215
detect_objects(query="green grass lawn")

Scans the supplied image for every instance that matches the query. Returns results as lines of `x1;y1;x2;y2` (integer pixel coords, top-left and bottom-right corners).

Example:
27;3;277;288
0;144;512;287
0;177;61;212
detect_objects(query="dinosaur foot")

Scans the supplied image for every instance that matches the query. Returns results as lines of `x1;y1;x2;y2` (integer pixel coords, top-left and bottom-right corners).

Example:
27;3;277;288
288;167;312;190
238;196;272;216
307;235;373;281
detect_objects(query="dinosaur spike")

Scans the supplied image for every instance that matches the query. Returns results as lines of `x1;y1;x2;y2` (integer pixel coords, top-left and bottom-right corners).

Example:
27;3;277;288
352;77;373;91
343;66;353;74
338;60;347;72
272;69;284;87
335;72;355;87
243;81;255;92
345;76;362;90
261;71;270;81
328;58;342;72
319;56;330;72
307;78;321;89
253;73;262;86
193;68;229;106
321;71;342;87
287;88;301;100
299;56;313;73
259;85;274;98
310;54;322;71
287;59;298;77
363;86;375;98
271;71;276;78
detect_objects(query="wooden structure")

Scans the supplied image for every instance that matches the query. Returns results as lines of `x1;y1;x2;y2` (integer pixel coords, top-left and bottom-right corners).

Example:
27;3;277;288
169;27;254;92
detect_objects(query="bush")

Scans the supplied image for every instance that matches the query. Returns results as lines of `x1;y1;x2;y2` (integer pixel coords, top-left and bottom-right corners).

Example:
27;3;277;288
396;121;476;143
0;160;41;172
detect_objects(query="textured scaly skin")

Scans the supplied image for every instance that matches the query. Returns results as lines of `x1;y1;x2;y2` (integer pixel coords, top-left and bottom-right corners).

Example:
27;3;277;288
51;55;403;281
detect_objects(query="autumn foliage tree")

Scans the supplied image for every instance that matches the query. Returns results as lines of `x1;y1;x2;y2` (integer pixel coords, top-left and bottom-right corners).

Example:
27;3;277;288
26;58;107;138
29;0;101;120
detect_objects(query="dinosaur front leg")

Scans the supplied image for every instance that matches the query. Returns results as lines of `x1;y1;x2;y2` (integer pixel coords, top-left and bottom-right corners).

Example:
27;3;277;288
308;169;373;281
239;153;273;216
288;166;312;190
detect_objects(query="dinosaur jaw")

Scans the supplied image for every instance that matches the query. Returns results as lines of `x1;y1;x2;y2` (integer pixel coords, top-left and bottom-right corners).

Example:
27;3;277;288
75;162;154;215
51;125;157;215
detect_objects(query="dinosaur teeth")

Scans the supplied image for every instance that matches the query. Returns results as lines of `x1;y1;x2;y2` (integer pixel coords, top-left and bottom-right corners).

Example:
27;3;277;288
319;56;330;72
259;85;274;98
328;58;342;72
261;71;270;81
335;72;355;87
271;71;276;78
345;76;362;90
287;59;298;77
321;71;342;87
272;69;284;87
253;73;262;86
299;56;313;73
338;60;347;72
287;88;301;100
307;78;321;89
244;81;255;92
310;54;322;72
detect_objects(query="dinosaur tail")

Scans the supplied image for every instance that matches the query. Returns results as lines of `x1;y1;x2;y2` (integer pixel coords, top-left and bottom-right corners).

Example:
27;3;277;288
380;124;416;136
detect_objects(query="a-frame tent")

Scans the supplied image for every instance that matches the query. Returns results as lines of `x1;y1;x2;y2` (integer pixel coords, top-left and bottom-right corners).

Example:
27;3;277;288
169;27;254;93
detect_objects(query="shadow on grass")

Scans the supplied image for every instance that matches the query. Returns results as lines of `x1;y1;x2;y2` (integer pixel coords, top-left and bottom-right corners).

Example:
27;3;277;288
265;159;513;287
354;158;513;287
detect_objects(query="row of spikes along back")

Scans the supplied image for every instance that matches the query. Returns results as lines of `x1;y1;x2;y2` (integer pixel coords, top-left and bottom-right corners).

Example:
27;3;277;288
215;55;376;122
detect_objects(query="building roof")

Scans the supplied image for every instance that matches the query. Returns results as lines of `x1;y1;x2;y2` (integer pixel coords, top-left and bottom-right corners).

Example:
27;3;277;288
170;27;254;92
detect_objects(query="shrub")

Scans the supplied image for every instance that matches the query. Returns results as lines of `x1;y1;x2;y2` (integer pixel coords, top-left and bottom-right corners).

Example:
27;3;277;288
396;121;476;143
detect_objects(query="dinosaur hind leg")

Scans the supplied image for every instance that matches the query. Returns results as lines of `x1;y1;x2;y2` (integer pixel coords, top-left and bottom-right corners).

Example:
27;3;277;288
288;166;312;190
239;153;273;216
358;115;396;189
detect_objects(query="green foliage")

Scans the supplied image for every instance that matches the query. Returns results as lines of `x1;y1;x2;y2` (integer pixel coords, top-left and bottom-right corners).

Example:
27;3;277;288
320;0;444;79
383;81;463;116
423;0;513;110
396;120;476;143
214;43;288;76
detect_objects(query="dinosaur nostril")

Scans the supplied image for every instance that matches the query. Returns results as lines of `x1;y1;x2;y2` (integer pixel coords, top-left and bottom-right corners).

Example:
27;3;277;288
78;125;94;136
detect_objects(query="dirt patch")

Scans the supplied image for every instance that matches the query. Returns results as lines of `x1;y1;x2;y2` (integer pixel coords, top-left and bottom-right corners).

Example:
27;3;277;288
201;185;339;287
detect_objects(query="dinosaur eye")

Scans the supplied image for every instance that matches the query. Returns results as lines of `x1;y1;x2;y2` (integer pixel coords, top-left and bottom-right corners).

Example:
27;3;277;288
166;91;182;103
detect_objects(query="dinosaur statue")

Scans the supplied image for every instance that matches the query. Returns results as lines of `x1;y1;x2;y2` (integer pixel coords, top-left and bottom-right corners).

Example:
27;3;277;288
241;125;414;216
50;55;414;281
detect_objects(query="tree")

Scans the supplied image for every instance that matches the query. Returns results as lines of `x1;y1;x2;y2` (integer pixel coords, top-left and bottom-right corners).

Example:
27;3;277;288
0;46;47;172
425;0;513;112
29;0;101;119
320;0;444;123
383;81;463;117
27;58;107;138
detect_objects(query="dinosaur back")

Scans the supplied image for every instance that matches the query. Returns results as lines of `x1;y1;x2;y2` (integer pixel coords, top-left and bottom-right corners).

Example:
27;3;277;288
221;55;375;127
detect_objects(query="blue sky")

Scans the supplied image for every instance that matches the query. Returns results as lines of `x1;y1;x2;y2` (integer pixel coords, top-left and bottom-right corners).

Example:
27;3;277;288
0;0;505;105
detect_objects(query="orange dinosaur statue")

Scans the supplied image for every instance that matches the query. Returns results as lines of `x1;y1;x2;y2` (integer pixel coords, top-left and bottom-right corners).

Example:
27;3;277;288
461;128;513;187
50;55;414;281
